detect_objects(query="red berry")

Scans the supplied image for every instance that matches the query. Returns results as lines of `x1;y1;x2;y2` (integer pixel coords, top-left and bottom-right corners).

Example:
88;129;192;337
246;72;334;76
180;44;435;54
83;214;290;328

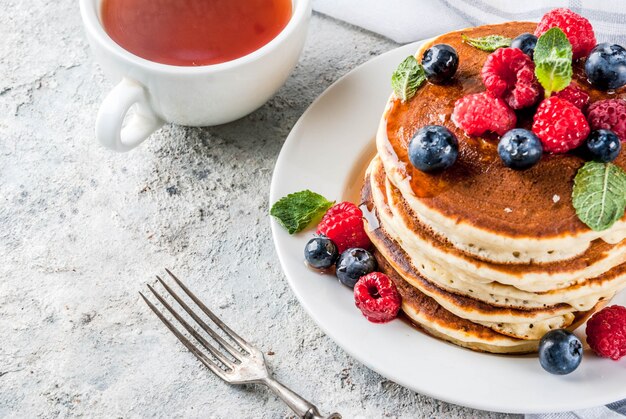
354;272;401;323
452;92;517;136
316;202;370;253
322;201;361;220
553;82;590;109
532;97;590;153
586;99;626;142
535;8;596;60
586;305;626;361
481;47;542;109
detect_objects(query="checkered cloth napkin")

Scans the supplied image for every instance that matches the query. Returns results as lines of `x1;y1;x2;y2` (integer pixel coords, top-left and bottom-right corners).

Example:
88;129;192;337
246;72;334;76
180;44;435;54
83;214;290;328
311;0;626;417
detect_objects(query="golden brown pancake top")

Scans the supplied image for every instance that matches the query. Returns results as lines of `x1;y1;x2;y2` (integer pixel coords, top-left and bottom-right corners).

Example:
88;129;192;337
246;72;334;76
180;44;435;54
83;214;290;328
384;22;626;238
365;157;626;276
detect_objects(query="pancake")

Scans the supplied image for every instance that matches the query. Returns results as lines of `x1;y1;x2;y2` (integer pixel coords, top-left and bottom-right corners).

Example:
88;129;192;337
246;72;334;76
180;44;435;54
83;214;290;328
375;245;601;351
360;20;626;352
366;156;626;311
377;253;539;354
362;162;618;339
377;22;626;264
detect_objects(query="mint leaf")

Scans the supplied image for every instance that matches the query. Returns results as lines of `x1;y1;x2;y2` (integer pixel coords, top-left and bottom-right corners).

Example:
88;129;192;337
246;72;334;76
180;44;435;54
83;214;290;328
533;27;573;97
572;161;626;231
391;56;426;102
270;190;334;234
462;34;511;52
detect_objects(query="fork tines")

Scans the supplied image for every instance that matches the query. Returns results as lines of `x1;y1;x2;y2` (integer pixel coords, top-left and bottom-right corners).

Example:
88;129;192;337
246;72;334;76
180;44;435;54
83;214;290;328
140;269;251;380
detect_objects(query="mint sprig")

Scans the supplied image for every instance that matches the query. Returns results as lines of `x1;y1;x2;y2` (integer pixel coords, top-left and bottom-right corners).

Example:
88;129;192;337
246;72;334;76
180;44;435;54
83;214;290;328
391;56;426;102
462;34;511;52
533;27;573;97
572;161;626;231
270;190;334;234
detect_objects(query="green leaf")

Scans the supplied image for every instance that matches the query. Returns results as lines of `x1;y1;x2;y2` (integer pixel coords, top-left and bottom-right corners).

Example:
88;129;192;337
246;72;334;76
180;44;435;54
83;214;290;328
462;34;512;52
572;161;626;231
391;56;426;102
270;190;334;234
533;27;573;97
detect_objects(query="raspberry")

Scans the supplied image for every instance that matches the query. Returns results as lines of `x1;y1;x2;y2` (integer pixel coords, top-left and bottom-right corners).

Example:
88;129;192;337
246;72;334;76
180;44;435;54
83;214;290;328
532;97;590;153
535;8;596;60
586;99;626;142
553;82;590;109
452;92;516;136
481;47;541;109
316;202;370;253
321;201;361;220
586;305;626;360
354;272;401;323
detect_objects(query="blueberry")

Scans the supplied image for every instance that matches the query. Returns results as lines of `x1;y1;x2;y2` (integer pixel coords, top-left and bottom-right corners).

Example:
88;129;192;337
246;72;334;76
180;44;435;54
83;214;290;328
408;125;458;172
511;33;538;58
585;43;626;90
335;248;376;288
304;236;339;269
586;129;622;162
421;44;459;84
497;129;543;170
538;329;583;375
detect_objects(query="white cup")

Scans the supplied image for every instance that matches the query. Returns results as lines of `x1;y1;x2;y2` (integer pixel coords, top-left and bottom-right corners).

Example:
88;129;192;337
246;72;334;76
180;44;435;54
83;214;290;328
80;0;311;152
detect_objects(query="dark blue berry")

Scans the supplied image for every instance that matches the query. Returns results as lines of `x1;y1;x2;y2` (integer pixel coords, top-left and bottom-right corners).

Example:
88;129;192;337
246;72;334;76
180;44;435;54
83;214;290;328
511;33;538;58
304;237;339;269
586;129;622;163
335;248;376;288
585;43;626;91
538;330;583;375
497;129;543;170
421;44;459;84
408;125;458;172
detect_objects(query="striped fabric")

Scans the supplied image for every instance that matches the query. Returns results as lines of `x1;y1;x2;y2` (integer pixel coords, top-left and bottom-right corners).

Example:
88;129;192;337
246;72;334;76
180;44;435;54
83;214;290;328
313;0;626;44
311;0;626;417
526;401;626;418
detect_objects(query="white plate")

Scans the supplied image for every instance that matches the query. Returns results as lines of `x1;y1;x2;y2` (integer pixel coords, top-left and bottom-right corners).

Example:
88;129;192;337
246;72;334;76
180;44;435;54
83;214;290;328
269;41;626;414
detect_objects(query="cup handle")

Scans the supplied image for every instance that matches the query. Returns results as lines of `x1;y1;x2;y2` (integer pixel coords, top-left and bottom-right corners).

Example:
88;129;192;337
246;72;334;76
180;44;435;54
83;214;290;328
95;77;164;152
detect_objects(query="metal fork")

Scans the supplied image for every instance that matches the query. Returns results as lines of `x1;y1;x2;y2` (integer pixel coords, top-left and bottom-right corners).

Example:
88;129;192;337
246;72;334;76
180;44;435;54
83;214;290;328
140;269;341;419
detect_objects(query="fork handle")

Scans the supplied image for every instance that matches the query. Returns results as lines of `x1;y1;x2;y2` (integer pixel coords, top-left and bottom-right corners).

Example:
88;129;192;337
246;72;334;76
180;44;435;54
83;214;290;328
262;377;341;419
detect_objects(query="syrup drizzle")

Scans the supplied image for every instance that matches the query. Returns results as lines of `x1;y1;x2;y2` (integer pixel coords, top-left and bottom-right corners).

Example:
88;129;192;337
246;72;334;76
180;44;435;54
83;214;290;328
342;139;377;204
342;139;380;231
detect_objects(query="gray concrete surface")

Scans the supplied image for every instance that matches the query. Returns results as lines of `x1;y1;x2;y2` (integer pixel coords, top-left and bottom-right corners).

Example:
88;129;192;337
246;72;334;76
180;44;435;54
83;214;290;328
0;1;520;417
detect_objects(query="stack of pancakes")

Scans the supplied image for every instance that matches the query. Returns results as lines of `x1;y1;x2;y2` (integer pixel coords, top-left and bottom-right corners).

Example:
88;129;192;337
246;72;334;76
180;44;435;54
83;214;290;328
362;22;626;354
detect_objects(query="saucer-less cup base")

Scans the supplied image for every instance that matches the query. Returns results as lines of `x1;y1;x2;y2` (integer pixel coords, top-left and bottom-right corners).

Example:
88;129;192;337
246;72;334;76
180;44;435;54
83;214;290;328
80;0;311;152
